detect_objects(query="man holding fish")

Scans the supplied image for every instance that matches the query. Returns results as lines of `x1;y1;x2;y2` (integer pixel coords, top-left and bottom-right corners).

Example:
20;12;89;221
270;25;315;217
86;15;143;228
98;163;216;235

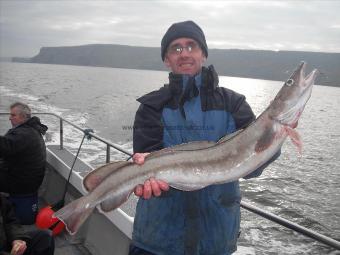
130;20;280;255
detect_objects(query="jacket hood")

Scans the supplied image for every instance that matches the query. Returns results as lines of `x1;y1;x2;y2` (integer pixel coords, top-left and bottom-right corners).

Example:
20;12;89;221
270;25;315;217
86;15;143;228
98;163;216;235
25;116;48;135
137;65;220;112
168;65;219;95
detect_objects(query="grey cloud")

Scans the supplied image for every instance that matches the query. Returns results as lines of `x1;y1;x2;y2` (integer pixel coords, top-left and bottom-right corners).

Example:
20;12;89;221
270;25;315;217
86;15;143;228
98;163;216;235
1;1;339;57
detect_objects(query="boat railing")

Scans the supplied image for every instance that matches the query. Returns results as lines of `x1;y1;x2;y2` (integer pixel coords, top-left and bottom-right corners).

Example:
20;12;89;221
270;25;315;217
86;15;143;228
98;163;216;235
0;111;131;163
0;112;339;250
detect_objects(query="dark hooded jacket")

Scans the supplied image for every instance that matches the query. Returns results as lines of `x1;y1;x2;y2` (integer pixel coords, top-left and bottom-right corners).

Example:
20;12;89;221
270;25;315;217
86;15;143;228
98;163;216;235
0;117;48;195
132;66;280;254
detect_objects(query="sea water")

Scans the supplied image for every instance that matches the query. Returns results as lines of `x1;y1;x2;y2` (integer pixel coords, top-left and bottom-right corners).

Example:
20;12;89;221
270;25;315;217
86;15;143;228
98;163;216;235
1;62;339;254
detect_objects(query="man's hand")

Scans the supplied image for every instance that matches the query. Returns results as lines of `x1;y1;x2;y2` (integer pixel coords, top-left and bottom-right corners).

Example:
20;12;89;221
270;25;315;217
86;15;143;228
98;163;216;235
132;153;169;199
11;240;26;255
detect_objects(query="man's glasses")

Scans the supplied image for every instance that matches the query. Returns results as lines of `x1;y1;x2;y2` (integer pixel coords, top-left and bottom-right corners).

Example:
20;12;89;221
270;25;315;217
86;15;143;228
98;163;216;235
167;41;200;55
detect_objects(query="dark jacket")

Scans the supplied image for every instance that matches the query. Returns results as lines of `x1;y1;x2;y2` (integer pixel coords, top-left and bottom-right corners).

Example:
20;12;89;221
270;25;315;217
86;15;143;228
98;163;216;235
0;194;30;253
0;116;48;195
132;66;279;255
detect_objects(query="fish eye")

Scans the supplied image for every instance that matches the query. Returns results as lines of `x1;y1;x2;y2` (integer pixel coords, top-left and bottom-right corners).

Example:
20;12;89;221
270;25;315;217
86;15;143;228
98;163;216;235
286;79;295;86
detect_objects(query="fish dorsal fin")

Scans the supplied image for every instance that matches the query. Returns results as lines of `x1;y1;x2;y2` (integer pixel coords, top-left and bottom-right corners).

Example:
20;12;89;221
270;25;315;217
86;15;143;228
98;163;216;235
83;161;132;192
170;182;209;191
217;129;243;144
146;130;244;161
145;140;216;160
166;140;216;151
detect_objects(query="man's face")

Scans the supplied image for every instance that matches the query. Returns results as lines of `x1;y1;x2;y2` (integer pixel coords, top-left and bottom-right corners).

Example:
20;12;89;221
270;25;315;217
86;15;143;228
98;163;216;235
9;107;26;127
164;38;206;76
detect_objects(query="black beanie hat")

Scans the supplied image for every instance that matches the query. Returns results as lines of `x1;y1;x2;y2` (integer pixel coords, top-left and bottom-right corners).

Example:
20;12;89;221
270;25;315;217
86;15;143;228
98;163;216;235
161;20;208;61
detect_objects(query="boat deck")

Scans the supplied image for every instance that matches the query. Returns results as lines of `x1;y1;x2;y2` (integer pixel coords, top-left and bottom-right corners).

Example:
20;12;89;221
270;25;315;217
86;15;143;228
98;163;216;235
40;145;132;255
54;234;92;255
21;223;92;255
17;192;93;255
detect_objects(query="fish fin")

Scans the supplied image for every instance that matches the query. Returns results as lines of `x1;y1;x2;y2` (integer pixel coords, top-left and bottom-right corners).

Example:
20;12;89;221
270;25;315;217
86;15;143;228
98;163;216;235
217;129;243;144
84;161;132;192
255;127;276;153
147;129;242;161
170;183;207;191
169;140;215;151
100;190;133;212
146;140;215;160
285;126;302;155
53;196;95;235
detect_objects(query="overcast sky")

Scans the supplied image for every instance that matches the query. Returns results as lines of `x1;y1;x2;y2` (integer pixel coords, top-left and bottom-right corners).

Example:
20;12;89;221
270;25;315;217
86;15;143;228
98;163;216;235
1;0;340;58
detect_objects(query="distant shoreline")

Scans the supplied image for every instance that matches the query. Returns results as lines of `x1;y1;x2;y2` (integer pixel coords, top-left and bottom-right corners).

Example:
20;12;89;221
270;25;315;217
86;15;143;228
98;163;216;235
10;44;340;87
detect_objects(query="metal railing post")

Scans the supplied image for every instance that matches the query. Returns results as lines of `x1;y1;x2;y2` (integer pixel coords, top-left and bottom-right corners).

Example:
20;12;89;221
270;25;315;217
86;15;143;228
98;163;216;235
106;145;111;163
60;117;63;150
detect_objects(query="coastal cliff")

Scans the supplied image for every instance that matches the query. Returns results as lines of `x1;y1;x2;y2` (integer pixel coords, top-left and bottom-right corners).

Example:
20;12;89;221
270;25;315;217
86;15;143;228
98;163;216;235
14;44;340;87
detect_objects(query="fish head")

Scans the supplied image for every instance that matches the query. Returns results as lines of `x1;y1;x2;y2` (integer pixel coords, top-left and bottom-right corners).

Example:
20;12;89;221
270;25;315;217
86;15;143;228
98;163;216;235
269;62;318;127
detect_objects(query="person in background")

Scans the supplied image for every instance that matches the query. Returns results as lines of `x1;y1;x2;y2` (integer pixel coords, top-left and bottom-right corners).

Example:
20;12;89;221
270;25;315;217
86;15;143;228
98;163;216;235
0;102;48;195
130;21;281;255
0;193;54;255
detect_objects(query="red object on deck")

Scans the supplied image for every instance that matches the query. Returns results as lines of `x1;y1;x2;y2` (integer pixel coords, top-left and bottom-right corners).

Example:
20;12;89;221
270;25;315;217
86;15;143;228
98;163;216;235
36;206;65;236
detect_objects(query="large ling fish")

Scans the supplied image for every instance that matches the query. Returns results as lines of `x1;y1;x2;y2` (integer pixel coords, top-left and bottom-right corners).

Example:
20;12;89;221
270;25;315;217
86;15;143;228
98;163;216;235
55;62;318;235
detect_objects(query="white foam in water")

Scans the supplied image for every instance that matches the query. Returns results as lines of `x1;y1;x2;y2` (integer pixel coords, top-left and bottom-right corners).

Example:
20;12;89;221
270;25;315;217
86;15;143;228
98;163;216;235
234;246;256;255
0;85;68;116
0;85;41;102
45;112;133;169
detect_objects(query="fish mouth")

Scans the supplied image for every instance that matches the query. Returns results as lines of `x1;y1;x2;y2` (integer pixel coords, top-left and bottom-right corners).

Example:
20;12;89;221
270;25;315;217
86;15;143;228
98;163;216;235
297;63;318;108
286;61;316;90
299;62;318;92
276;62;318;127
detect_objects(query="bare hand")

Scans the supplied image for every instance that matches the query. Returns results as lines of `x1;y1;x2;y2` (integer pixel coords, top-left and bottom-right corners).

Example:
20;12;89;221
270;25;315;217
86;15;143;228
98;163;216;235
11;240;26;255
132;152;150;165
132;153;169;199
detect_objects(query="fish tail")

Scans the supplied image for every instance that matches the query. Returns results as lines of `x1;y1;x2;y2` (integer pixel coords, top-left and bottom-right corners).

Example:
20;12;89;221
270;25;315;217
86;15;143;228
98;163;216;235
53;196;95;235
